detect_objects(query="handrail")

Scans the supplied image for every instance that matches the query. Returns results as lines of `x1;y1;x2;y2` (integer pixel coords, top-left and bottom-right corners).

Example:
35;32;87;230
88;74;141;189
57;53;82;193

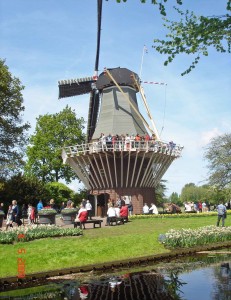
63;140;183;159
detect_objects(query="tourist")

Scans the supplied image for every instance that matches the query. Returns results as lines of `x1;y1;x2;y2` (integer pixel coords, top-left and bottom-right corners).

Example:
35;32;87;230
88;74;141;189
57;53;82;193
128;200;133;216
106;134;112;150
121;197;126;207
143;203;149;215
216;201;227;227
125;134;130;150
149;203;158;215
106;205;116;226
194;202;199;213
116;196;122;208
27;204;35;225
120;204;128;222
107;198;113;208
49;199;55;209
67;199;73;208
114;204;121;218
198;201;202;213
12;200;22;226
60;201;66;211
99;133;106;150
75;204;88;229
37;200;43;211
202;201;207;212
81;198;87;208
85;200;93;220
184;202;192;213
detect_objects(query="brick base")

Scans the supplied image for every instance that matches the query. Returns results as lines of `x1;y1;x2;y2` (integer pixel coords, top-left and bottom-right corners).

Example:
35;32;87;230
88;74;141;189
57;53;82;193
89;187;156;215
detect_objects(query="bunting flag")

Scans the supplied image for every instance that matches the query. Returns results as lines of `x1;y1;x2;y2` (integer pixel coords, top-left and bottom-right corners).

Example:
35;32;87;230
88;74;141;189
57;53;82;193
142;81;167;86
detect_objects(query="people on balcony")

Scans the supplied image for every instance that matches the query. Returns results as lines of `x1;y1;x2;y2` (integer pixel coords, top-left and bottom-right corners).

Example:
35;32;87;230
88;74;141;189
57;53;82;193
77;132;180;156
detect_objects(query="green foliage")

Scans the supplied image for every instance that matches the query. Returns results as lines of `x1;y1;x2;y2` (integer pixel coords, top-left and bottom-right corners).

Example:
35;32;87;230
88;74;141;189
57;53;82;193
169;192;181;205
153;6;231;75
155;180;168;206
0;173;49;207
44;182;75;206
0;59;30;178
108;0;183;16
204;133;231;188
180;183;211;204
72;188;88;205
25;106;85;183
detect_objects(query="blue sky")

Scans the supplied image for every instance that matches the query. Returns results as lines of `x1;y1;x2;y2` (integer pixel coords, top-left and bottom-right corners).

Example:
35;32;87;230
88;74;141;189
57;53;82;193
1;0;230;196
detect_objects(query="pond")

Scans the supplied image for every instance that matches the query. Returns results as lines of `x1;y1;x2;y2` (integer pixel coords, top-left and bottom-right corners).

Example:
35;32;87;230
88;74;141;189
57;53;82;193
0;251;230;300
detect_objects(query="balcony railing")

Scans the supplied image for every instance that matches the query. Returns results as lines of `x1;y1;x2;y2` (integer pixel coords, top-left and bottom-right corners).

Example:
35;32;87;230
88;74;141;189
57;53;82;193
62;140;183;160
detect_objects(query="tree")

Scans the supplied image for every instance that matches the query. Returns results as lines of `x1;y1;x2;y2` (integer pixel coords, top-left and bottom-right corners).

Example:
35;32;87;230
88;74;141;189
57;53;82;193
0;59;30;178
153;6;231;75
0;174;49;207
204;133;231;188
155;179;168;206
25;106;85;183
44;182;75;207
168;192;181;206
112;0;231;75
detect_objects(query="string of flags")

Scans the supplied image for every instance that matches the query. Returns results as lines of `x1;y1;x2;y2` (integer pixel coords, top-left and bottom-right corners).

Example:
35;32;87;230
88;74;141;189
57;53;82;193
142;81;167;86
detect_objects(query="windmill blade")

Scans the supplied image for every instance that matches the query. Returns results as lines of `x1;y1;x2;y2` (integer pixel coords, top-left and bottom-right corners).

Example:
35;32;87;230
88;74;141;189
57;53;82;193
58;76;95;99
86;0;103;141
87;90;100;142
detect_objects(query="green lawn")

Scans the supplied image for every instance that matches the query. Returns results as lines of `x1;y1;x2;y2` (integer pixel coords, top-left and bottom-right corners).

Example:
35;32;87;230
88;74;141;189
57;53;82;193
0;215;230;278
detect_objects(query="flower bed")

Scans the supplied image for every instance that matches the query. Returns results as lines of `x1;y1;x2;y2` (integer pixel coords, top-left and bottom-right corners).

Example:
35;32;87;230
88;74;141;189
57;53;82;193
131;210;231;219
159;225;231;249
0;225;83;244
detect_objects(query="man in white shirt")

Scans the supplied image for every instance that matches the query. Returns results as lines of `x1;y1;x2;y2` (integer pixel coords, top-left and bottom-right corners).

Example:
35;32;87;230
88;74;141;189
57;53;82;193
85;200;92;220
106;205;116;226
149;203;158;214
143;203;149;214
114;205;120;218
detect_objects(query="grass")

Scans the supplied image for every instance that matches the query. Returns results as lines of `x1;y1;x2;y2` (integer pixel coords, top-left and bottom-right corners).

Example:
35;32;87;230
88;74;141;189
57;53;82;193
0;215;230;278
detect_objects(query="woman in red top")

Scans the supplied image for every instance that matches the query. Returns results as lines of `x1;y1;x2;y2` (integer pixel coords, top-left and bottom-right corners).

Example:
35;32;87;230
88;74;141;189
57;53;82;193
76;205;88;229
120;205;128;222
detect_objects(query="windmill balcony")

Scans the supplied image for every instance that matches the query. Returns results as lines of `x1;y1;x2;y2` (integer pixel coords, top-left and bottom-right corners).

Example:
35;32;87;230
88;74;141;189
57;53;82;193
63;140;183;159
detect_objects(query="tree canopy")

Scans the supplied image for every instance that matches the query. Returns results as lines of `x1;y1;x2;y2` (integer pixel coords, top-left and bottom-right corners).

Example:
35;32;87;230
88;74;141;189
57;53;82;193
25;106;85;183
0;59;30;178
204;133;231;189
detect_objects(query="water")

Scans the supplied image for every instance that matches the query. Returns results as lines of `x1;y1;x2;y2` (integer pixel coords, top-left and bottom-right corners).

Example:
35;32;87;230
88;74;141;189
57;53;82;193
0;252;230;300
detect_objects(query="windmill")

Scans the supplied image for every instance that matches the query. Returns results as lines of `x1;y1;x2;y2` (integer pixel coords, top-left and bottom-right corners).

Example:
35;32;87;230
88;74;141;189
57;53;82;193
58;0;183;215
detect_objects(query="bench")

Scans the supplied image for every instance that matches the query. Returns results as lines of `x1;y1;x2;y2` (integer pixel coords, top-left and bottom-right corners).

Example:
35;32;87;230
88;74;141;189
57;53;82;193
74;219;103;229
108;217;124;226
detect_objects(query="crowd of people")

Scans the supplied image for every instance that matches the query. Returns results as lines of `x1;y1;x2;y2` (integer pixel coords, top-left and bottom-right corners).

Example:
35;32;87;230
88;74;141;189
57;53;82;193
105;196;133;226
90;132;177;153
0;198;83;230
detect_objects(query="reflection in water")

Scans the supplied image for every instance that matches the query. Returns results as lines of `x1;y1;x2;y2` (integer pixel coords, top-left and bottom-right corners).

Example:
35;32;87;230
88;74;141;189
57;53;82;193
0;254;230;300
177;262;231;300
